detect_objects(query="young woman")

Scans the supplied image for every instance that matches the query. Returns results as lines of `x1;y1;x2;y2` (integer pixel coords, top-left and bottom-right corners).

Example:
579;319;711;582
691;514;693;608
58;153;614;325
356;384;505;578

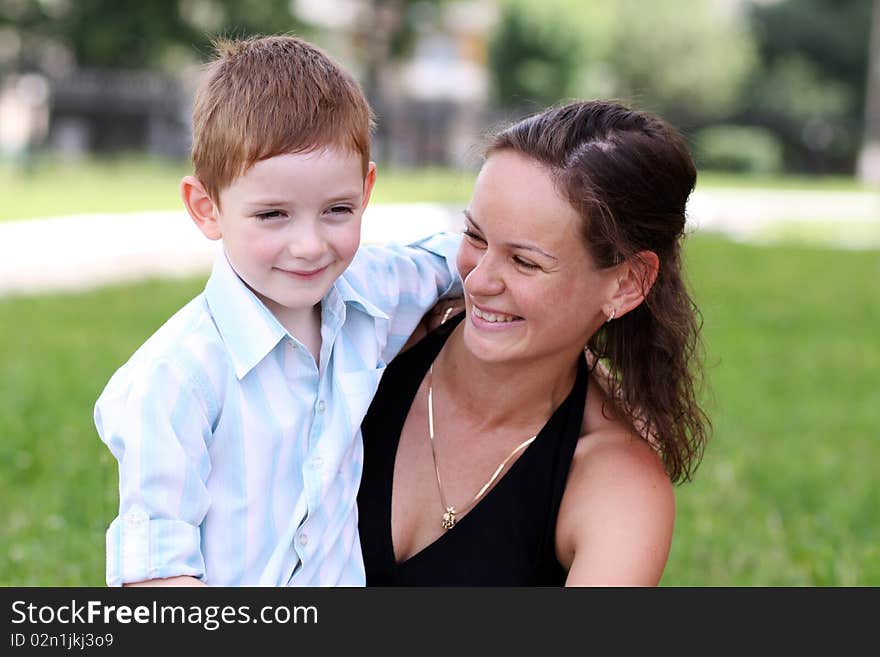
358;100;710;586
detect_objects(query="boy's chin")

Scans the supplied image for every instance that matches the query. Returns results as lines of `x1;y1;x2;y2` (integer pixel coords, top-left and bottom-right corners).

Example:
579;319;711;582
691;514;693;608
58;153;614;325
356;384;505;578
272;292;327;312
254;287;328;319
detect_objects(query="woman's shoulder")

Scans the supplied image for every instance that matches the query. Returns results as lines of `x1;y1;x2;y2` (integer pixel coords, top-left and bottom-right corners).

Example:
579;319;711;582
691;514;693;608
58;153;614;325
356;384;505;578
554;374;674;584
567;416;672;518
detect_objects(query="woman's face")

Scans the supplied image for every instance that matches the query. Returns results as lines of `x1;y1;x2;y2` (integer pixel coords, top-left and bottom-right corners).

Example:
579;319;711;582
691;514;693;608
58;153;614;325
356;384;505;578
456;150;618;366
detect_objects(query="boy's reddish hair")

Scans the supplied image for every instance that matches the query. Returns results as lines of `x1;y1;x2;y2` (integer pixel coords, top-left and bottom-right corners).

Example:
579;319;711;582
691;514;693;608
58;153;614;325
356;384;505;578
191;35;375;202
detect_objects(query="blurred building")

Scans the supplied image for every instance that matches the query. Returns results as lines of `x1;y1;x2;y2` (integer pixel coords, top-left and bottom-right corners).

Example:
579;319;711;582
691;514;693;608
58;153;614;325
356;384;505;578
0;74;49;158
0;63;190;161
2;0;498;168
296;0;498;168
45;68;189;159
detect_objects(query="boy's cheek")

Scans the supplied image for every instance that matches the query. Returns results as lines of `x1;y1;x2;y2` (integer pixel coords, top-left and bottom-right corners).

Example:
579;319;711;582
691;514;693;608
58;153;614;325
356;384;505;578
337;223;363;262
227;238;279;271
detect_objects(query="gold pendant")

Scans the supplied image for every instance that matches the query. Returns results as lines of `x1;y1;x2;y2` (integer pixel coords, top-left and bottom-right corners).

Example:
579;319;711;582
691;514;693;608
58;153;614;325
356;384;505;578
442;506;456;530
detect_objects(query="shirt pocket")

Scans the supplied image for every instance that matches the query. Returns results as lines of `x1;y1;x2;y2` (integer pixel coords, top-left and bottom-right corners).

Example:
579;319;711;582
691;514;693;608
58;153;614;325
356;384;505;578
336;365;388;428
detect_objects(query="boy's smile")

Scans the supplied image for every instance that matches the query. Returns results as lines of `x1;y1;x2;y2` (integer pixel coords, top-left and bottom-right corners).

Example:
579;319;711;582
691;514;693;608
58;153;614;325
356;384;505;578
195;147;376;333
275;264;332;280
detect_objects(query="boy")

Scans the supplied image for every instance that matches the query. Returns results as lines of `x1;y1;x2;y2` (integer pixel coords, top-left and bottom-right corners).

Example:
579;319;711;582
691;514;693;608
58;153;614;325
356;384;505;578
94;35;461;586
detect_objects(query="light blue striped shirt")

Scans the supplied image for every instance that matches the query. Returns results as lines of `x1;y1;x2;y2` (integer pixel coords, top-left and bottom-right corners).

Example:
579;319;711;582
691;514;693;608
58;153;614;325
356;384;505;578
95;232;461;586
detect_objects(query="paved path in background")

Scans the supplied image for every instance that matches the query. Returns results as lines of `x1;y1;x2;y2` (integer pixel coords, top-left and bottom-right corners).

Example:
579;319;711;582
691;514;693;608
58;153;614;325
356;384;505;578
0;203;460;297
0;189;877;297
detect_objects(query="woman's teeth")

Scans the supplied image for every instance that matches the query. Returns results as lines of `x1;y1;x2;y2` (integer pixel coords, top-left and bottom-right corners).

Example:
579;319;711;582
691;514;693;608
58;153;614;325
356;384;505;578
473;306;518;323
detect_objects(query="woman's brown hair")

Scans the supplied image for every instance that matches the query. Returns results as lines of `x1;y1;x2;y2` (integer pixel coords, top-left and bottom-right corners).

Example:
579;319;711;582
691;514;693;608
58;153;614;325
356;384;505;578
488;100;710;483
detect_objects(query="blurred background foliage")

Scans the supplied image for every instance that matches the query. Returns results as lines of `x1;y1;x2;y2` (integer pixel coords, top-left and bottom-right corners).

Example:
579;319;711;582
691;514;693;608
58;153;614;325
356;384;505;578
0;0;311;70
0;0;876;177
488;0;875;175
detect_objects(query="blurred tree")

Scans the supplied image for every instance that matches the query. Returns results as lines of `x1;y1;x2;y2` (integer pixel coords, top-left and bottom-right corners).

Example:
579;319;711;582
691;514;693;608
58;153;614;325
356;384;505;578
488;3;579;110
487;0;757;129
858;0;880;184
0;0;309;73
743;0;873;173
604;0;757;127
487;0;873;174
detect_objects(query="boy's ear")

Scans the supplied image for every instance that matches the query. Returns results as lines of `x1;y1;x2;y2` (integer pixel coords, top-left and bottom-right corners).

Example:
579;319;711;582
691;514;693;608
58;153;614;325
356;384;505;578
361;162;377;210
181;175;222;240
607;250;660;319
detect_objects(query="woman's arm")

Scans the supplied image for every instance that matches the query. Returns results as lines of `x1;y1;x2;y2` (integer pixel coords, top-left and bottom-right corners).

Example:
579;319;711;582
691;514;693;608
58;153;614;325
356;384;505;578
555;427;674;587
124;576;206;587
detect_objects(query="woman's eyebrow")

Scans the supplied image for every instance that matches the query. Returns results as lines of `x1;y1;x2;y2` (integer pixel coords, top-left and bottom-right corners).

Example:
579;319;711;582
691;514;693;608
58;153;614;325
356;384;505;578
462;209;558;260
515;243;558;261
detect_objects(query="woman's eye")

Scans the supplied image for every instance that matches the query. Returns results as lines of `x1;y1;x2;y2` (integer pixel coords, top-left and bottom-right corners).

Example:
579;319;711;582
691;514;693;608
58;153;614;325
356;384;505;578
513;256;540;270
463;229;486;245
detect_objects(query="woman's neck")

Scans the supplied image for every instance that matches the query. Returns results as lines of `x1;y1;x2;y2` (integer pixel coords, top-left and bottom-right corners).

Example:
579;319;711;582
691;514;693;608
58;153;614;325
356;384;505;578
433;325;581;433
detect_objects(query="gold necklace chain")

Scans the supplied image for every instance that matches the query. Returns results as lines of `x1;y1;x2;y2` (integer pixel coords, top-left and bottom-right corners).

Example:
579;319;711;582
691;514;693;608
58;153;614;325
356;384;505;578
426;362;537;531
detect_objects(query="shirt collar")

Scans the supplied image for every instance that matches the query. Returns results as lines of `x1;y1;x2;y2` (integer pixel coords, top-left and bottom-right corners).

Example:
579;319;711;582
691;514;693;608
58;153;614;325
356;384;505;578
205;252;389;379
205;251;288;379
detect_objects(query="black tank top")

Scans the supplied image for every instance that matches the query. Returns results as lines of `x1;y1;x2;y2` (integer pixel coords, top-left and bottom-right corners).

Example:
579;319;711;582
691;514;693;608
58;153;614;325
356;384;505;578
358;313;587;586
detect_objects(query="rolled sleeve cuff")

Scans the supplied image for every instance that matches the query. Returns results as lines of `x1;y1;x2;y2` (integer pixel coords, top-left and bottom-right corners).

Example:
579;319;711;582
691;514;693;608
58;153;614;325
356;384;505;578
105;506;205;586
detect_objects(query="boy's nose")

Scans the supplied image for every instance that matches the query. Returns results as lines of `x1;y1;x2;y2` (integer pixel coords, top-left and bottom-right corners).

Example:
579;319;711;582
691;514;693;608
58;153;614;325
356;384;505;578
287;222;325;261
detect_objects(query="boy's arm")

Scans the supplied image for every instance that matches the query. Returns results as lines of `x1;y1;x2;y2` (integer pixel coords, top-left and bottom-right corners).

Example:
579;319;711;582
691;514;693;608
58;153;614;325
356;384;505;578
95;358;213;587
349;231;463;362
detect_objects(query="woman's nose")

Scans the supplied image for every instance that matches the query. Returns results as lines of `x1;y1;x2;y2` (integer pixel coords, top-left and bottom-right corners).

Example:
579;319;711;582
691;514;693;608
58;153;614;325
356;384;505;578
464;251;505;297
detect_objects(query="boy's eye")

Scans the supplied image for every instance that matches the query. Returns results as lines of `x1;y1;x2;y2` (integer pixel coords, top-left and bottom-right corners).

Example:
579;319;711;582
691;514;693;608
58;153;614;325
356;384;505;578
328;205;354;215
255;210;285;221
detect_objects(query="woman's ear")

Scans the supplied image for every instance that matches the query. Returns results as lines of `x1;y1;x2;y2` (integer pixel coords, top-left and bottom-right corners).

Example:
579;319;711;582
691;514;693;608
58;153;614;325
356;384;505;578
608;250;659;319
181;176;222;240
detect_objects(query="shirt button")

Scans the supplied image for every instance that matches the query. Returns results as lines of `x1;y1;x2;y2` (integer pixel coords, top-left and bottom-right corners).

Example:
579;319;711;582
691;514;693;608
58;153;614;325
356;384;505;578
125;508;148;528
298;533;309;546
316;400;325;413
311;456;323;468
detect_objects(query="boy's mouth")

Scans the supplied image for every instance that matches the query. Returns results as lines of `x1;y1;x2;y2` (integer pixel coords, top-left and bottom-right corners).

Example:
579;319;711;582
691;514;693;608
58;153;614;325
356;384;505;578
275;265;330;280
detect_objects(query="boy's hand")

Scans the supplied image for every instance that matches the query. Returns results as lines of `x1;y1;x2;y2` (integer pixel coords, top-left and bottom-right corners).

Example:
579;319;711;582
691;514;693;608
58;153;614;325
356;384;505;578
401;296;465;352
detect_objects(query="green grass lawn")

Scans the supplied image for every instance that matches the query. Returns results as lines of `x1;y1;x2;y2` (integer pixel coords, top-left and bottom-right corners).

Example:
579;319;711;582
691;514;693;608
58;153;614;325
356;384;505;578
663;236;880;586
0;156;477;221
696;171;876;192
0;233;877;586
